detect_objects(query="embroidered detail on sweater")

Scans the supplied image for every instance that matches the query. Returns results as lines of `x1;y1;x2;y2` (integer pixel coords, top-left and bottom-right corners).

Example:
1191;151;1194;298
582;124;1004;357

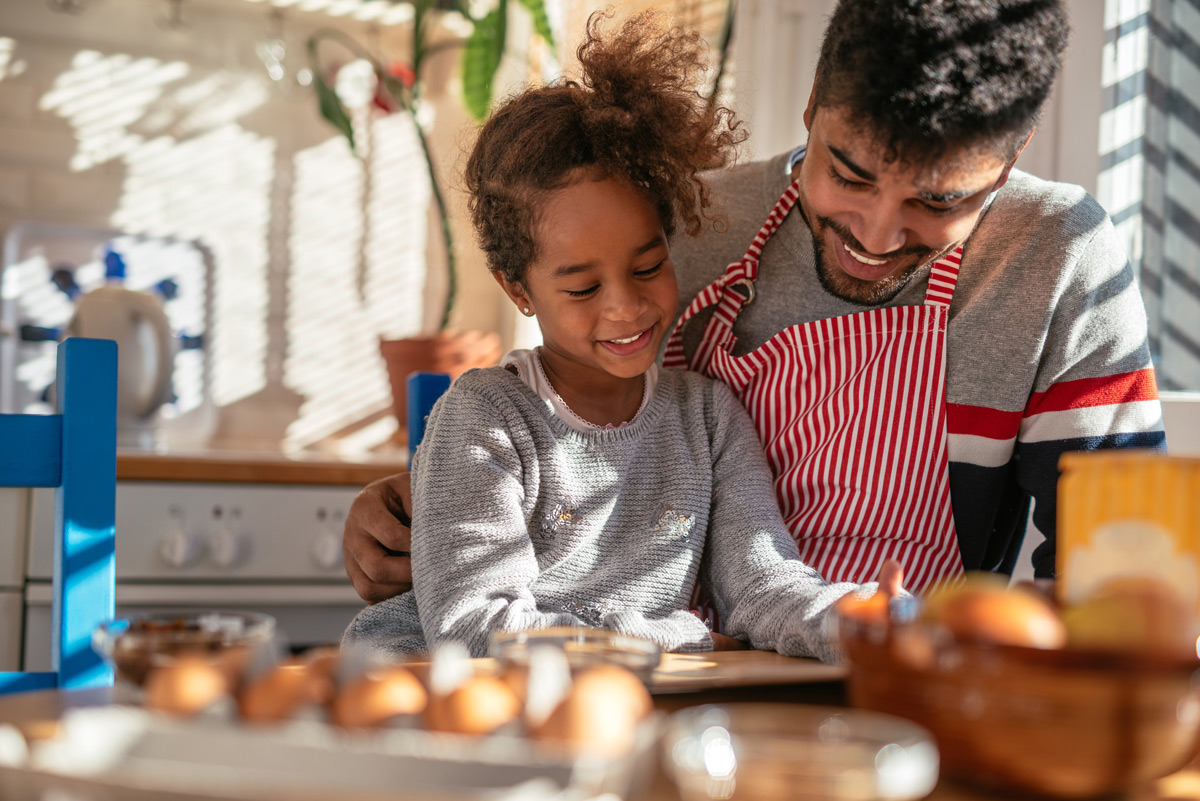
542;498;580;534
654;508;696;543
561;598;615;627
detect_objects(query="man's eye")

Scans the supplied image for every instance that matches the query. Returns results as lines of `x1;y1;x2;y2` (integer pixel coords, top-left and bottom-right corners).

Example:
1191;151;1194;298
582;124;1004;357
566;285;599;297
829;167;866;189
635;261;664;278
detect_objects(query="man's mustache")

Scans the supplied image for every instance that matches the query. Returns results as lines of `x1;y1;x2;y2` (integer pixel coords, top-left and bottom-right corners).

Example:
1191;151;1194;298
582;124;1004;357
817;216;932;262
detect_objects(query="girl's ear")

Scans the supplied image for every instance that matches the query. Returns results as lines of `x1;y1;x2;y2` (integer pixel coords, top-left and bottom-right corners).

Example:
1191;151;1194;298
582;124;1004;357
492;271;533;315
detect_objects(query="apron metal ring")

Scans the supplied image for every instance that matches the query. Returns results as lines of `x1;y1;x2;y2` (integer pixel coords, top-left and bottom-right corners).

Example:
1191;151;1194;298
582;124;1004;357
726;277;756;306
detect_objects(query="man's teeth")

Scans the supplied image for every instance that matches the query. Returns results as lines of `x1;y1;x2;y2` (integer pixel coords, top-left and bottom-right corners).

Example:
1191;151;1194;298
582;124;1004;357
609;332;643;344
844;243;887;266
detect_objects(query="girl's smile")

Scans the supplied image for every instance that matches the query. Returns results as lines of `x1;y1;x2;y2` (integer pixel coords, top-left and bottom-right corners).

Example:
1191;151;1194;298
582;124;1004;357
493;174;677;426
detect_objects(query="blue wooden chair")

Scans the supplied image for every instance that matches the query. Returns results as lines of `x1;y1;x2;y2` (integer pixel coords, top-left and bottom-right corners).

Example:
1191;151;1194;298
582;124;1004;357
0;338;117;694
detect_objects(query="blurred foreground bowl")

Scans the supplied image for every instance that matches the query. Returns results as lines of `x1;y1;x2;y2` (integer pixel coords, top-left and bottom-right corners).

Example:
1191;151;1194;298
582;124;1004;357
93;611;276;688
663;703;938;801
489;627;661;680
840;614;1200;798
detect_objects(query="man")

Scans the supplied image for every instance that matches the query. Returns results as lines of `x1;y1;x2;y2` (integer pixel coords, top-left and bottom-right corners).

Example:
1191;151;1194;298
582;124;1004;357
344;0;1164;604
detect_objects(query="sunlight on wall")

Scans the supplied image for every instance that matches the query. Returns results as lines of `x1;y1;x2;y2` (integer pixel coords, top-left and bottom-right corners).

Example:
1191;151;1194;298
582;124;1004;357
240;0;415;25
40;51;191;172
41;47;275;412
0;38;27;80
113;125;273;410
285;112;427;449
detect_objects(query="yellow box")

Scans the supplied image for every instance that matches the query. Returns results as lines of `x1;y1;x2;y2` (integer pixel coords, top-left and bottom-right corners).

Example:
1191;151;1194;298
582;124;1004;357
1057;451;1200;610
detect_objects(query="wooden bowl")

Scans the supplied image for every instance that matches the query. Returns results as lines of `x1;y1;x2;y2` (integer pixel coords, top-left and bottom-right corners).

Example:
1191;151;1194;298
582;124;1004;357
840;615;1200;798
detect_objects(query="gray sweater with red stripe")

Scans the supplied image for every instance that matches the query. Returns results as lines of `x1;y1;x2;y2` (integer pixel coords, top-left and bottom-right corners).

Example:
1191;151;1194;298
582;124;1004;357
342;366;879;662
674;153;1166;578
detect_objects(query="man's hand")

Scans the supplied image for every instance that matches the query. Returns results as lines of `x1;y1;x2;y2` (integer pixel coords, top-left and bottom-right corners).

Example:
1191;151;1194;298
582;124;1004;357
710;632;750;651
343;473;414;604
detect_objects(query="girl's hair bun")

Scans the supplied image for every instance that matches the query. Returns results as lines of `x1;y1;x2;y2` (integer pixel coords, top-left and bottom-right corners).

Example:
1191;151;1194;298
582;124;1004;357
465;10;743;284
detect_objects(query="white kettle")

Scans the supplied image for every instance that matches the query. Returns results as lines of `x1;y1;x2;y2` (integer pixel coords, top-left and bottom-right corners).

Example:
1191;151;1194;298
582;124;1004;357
65;284;175;449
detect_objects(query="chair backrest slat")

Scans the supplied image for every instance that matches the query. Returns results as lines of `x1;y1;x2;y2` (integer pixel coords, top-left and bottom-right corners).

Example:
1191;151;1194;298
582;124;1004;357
0;337;117;694
55;338;117;689
0;415;62;487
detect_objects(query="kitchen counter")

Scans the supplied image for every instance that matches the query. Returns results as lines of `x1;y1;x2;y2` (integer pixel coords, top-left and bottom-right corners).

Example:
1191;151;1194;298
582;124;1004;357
116;451;407;486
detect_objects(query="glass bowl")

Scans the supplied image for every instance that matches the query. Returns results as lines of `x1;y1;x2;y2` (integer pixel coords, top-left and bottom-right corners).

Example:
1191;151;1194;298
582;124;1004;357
93;610;276;688
488;627;662;680
664;703;939;801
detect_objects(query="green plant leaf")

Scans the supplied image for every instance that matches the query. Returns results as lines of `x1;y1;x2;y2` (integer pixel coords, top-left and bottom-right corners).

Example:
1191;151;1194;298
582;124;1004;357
313;72;356;154
461;1;506;122
515;0;555;53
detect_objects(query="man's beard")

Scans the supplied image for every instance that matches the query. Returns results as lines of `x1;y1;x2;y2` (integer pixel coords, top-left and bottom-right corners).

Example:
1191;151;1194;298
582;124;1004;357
810;215;941;307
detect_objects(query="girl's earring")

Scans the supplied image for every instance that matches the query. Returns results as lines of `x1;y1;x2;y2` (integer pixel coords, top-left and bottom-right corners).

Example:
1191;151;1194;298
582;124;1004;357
523;306;532;316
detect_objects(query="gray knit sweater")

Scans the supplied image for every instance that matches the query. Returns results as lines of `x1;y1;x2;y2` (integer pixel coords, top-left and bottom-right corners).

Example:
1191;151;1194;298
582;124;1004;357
342;366;876;663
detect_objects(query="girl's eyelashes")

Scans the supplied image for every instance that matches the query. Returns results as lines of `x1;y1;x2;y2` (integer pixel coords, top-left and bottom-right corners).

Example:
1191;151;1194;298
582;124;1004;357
562;262;665;297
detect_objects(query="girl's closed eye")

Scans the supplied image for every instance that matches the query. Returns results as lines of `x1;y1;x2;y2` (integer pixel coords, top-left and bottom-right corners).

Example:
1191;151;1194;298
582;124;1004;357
635;261;664;278
565;284;600;298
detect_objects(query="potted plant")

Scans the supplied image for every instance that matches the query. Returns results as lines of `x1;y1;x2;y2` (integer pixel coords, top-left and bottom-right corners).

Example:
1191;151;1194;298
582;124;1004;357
306;0;554;437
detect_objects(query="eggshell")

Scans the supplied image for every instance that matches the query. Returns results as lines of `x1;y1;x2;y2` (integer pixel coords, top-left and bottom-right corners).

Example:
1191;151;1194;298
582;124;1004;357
143;656;230;716
530;665;651;755
332;666;427;729
425;675;521;735
239;661;321;723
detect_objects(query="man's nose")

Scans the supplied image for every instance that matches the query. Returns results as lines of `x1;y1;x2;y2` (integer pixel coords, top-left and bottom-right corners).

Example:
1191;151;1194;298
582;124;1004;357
851;206;907;256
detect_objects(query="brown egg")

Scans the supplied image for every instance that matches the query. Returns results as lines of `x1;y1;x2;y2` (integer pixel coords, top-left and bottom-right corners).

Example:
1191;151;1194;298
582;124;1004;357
425;675;521;735
239;661;321;723
301;647;340;705
332;666;427;729
143;656;230;716
923;577;1066;649
530;665;651;755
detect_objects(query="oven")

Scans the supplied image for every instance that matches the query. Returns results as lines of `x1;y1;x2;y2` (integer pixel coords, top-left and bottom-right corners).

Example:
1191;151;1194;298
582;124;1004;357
14;454;401;671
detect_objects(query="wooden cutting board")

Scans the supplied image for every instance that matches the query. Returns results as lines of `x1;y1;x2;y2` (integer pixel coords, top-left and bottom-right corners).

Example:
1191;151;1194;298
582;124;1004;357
646;650;846;694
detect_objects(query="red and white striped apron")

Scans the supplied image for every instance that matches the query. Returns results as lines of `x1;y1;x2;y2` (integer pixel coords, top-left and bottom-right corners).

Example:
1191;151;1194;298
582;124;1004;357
665;177;965;596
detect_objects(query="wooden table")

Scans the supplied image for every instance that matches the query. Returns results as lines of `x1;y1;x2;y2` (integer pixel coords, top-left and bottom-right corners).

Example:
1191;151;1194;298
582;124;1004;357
1;651;1198;801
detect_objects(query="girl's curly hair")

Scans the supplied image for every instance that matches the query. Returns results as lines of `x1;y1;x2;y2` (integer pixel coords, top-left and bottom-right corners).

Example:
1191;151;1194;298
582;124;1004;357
465;11;743;285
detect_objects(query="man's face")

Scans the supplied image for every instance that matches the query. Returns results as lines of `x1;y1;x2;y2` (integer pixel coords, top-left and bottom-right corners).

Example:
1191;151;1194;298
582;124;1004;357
797;104;1017;305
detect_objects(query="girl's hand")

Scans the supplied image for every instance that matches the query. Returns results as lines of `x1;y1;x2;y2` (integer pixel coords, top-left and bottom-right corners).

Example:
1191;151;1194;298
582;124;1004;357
876;559;905;599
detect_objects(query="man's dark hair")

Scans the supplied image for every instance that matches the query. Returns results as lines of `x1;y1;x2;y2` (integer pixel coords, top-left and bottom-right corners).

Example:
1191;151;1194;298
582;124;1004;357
813;0;1069;166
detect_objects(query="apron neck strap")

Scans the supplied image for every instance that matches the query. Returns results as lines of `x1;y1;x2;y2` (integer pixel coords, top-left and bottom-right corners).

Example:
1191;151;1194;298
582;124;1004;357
923;245;964;308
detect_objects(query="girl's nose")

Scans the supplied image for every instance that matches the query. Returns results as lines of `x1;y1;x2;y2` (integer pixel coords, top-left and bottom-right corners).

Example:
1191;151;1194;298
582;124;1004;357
605;280;644;319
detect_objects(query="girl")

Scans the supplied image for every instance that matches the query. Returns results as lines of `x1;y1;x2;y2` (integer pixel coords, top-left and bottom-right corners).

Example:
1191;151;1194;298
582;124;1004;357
343;12;897;663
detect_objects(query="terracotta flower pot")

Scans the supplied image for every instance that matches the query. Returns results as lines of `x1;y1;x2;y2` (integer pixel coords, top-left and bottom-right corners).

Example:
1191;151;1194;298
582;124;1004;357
380;330;501;441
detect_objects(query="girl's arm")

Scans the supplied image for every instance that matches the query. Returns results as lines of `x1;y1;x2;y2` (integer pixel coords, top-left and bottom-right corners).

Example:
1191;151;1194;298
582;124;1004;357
700;382;884;664
410;386;583;657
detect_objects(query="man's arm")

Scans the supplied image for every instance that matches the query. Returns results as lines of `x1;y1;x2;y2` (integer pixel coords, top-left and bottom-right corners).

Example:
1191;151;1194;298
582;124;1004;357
1014;221;1166;578
343;473;413;603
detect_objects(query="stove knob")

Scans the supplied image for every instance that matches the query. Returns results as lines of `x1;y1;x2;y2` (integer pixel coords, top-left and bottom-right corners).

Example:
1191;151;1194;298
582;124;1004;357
208;527;249;568
311;531;342;570
159;528;203;568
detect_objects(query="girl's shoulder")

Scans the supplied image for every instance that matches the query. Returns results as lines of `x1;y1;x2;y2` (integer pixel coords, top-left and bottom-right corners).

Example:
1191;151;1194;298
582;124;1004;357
436;365;542;414
655;367;743;413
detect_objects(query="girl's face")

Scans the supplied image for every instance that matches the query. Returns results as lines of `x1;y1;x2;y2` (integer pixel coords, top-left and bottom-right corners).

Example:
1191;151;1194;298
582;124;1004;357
496;176;678;384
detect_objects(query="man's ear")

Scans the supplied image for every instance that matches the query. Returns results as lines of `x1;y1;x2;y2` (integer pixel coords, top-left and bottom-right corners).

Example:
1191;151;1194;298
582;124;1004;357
803;81;818;131
492;270;532;313
993;128;1036;192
